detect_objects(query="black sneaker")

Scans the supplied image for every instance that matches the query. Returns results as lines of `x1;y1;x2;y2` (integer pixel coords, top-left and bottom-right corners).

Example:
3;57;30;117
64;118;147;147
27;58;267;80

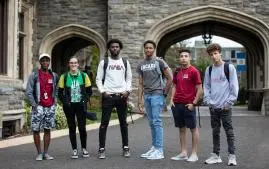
98;148;106;159
123;146;131;158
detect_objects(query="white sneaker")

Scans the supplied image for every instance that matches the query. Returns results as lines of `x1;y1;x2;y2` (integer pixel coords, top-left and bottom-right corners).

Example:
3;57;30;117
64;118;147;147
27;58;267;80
146;149;164;160
171;153;188;160
205;153;222;164
228;154;237;166
35;153;43;161
187;154;198;162
43;153;54;160
71;149;79;159
82;148;89;158
140;146;155;158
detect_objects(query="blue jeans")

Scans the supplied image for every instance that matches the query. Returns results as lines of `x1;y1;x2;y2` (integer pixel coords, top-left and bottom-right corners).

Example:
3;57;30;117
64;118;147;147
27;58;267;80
144;94;164;152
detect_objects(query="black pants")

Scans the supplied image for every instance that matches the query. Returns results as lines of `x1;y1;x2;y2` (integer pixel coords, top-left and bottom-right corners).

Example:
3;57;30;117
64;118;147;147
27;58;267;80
210;108;235;155
99;95;128;149
63;102;87;150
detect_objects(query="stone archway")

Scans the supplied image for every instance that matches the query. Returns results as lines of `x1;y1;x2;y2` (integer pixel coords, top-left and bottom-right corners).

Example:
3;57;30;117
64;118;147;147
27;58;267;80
39;24;106;61
145;5;269;115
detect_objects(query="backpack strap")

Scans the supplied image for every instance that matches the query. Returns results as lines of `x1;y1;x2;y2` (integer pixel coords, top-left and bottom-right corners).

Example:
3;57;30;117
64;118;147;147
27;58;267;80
208;63;230;83
224;62;230;83
155;59;164;88
102;57;108;85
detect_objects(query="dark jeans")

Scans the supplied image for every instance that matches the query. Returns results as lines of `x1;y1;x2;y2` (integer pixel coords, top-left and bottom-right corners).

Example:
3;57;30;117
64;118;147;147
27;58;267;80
210;108;235;155
99;95;128;149
63;102;87;150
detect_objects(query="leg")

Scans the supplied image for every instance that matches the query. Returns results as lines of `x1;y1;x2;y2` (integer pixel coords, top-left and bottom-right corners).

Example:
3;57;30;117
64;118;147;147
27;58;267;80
31;105;45;154
210;109;221;155
43;129;51;153
179;127;187;155
115;97;128;148
144;94;154;147
99;97;113;149
63;105;77;150
43;105;56;153
185;106;199;155
33;131;41;154
221;109;235;154
190;128;199;155
150;95;164;152
75;103;87;149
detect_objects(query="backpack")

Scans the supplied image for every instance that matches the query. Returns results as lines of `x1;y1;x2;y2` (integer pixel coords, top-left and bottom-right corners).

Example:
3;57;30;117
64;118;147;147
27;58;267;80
209;62;230;83
102;57;128;85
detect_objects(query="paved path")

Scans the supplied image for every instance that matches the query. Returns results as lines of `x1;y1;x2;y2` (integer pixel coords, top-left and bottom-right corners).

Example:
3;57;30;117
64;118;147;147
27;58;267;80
0;107;269;169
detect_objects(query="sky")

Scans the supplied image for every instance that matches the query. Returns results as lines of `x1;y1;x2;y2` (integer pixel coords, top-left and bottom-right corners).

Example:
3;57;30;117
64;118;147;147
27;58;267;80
186;35;243;48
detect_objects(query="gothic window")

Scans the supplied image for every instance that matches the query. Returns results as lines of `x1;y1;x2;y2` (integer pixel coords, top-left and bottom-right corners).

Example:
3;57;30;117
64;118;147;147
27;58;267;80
0;0;7;74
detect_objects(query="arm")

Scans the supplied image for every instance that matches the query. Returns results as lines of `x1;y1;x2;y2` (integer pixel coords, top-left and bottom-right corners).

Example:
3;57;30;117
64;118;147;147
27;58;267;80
57;75;65;103
137;75;144;113
95;60;105;94
126;60;132;93
225;65;239;107
163;68;173;96
25;73;38;107
84;74;93;98
170;84;176;107
203;67;211;105
193;84;203;105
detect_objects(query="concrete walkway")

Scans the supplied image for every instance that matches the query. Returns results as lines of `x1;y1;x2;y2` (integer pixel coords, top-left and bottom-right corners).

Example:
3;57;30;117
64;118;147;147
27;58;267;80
0;107;268;169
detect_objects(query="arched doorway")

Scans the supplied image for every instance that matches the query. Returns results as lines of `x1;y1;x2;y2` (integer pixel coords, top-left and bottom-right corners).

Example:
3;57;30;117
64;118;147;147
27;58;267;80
145;5;269;113
39;24;106;74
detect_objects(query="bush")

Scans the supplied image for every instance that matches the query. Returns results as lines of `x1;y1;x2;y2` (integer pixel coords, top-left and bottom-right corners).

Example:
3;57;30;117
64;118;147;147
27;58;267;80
54;104;68;129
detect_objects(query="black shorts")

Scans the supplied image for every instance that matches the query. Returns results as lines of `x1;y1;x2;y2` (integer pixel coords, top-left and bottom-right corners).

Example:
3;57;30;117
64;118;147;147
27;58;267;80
171;103;196;129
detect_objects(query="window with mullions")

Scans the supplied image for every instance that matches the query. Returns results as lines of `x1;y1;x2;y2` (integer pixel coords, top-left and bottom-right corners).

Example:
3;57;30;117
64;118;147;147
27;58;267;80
0;0;8;75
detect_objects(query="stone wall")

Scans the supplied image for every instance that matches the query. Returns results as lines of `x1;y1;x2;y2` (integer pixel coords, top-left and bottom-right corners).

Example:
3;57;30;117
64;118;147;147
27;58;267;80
33;0;108;65
108;0;269;81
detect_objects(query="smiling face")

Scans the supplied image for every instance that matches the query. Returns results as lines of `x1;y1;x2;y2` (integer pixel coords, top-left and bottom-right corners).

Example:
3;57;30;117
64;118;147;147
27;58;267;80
144;43;155;58
39;57;50;71
68;57;79;72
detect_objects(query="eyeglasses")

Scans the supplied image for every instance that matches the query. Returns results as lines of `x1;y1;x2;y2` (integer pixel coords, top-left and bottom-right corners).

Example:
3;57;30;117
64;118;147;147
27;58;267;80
69;62;78;64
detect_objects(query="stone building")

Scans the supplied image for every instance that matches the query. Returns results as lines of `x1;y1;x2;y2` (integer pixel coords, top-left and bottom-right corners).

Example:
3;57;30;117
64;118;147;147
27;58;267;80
1;0;269;138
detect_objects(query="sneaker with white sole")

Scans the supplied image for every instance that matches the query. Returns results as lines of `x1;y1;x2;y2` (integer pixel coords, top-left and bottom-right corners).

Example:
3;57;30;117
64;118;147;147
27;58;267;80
140;146;155;158
122;146;131;158
98;148;106;159
228;154;237;166
146;149;164;160
82;148;89;158
71;149;79;159
171;153;188;160
205;153;222;164
43;153;54;160
35;153;43;161
187;154;198;162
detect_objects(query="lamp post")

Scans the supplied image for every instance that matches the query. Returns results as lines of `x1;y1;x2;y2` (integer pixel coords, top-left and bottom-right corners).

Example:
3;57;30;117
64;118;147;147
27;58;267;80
202;23;213;45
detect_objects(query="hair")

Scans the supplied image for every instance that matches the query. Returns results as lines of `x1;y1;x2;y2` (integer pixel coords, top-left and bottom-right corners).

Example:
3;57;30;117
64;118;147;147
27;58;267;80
68;56;79;62
143;40;156;49
178;48;191;55
206;43;222;54
107;39;123;49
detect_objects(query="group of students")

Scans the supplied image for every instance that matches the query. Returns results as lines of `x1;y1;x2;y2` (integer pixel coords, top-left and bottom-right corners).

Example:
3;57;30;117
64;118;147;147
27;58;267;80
25;39;239;166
